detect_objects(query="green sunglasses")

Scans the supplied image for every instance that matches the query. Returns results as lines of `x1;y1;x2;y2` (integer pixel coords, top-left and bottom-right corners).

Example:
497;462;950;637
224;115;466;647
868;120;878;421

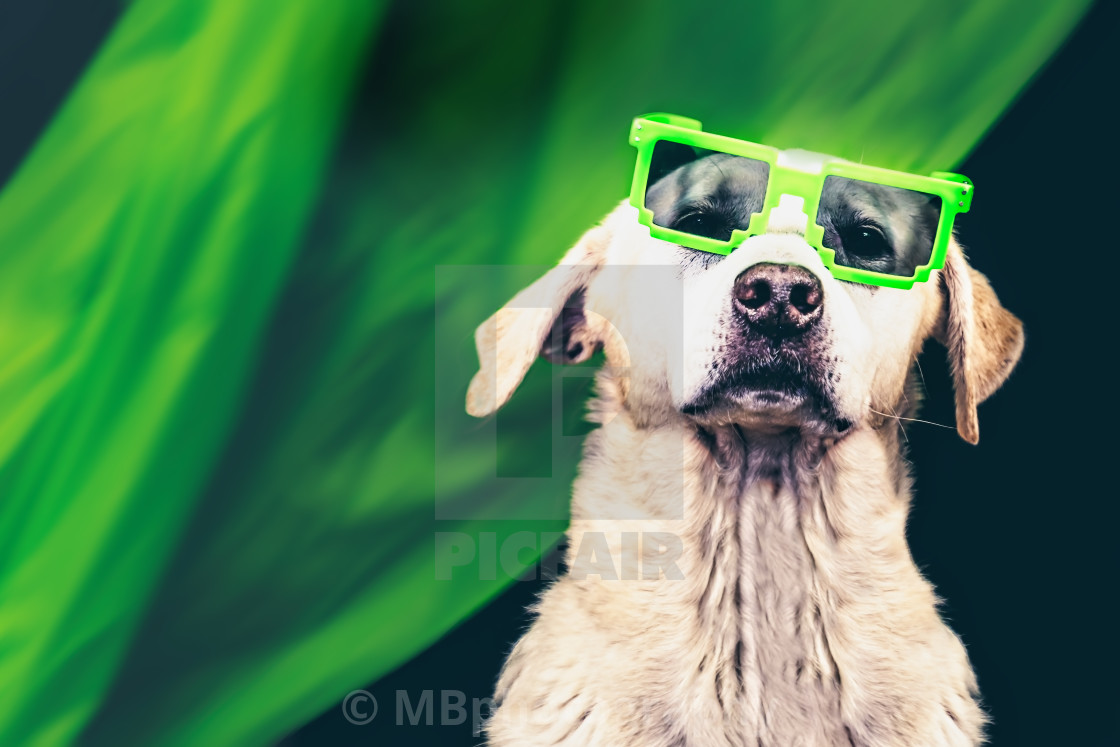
628;113;973;289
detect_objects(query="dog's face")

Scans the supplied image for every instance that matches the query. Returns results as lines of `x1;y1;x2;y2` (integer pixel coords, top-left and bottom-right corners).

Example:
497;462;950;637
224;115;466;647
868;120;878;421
468;153;1023;444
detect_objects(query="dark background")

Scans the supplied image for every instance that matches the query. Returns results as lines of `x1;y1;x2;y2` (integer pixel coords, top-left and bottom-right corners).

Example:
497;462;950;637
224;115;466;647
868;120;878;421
2;2;1116;745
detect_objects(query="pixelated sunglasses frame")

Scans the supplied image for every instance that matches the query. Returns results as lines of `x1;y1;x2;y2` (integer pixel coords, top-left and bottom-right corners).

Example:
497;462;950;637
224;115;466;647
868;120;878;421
628;113;973;290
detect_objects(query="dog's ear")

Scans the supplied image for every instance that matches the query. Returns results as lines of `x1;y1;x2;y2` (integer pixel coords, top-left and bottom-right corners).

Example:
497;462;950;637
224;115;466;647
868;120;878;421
935;242;1025;444
466;223;610;418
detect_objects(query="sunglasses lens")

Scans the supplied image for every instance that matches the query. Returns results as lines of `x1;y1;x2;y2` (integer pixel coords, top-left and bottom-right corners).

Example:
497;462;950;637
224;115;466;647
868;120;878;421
643;139;770;244
816;176;943;278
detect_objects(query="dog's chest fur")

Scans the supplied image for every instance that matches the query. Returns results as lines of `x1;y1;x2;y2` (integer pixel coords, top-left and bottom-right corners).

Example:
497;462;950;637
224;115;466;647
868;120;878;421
695;464;849;744
487;387;984;746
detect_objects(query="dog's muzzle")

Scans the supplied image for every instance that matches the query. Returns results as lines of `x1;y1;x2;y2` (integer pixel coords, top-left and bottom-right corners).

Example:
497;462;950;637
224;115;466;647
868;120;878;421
681;260;846;432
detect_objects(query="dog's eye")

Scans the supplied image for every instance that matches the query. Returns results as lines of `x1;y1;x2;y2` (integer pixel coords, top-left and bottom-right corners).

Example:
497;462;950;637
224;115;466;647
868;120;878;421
837;224;892;259
672;211;734;242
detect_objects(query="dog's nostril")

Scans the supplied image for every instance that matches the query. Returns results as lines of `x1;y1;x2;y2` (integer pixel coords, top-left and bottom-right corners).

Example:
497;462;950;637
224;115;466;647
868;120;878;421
739;280;771;310
789;283;821;315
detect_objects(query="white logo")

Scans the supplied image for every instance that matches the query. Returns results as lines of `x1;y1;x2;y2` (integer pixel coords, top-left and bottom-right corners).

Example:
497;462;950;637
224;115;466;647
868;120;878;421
341;689;378;725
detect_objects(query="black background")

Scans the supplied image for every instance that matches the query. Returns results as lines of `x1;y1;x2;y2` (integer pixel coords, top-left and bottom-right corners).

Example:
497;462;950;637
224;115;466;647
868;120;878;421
2;2;1116;745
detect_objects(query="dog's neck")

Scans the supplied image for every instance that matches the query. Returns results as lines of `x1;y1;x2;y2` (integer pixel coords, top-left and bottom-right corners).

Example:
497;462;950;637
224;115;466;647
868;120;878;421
555;374;983;743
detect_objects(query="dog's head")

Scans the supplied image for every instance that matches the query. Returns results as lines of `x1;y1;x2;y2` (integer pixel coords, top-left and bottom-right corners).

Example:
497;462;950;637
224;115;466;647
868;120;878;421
467;152;1023;444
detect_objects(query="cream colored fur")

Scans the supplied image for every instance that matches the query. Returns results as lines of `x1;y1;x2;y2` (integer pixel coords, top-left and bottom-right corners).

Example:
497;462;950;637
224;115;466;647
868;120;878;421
467;202;1023;746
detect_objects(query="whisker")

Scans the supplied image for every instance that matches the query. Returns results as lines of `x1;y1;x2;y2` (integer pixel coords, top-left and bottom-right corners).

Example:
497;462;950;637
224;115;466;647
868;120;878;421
915;358;929;393
869;407;954;431
883;403;909;445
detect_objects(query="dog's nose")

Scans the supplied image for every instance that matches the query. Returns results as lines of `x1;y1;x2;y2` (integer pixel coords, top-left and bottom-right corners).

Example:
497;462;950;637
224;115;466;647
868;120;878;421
733;263;823;338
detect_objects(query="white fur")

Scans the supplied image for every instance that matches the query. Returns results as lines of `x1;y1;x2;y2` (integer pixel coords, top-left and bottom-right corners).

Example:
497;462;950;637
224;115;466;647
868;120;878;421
468;200;1023;746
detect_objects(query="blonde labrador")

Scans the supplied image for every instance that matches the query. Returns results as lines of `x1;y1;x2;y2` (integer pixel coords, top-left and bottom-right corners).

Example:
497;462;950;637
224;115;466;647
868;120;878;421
466;155;1022;746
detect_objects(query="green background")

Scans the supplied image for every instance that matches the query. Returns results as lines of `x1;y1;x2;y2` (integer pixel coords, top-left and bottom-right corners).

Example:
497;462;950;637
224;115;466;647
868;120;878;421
0;1;1112;745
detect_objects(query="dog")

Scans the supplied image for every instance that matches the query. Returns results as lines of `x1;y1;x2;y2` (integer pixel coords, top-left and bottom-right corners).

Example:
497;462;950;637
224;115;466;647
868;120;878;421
465;146;1023;745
